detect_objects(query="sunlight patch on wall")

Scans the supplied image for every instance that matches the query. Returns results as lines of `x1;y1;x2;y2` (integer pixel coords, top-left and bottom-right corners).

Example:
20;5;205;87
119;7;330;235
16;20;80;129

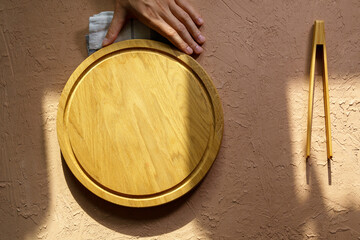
40;91;62;239
286;73;360;206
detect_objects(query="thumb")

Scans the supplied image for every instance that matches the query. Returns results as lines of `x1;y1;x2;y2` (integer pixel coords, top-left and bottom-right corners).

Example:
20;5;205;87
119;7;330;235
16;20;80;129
102;8;126;47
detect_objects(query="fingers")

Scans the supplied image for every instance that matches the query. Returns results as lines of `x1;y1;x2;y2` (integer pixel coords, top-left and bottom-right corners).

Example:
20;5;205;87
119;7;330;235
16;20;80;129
169;2;205;45
162;9;203;54
108;0;205;55
102;7;126;47
175;0;204;26
146;19;194;55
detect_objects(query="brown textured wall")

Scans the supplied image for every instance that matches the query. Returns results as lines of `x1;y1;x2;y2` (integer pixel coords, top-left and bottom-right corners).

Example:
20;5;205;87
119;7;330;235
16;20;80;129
1;0;360;239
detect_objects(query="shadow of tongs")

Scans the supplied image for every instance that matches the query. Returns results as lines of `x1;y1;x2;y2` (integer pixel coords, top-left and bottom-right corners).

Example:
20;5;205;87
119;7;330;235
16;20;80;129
306;20;333;160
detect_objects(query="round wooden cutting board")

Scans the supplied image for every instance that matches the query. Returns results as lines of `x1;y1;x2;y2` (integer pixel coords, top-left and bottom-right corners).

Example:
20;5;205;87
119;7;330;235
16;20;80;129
57;39;223;207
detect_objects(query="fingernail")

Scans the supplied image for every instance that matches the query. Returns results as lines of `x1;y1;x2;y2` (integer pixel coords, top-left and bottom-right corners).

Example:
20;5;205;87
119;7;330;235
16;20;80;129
102;37;109;47
197;17;204;25
195;45;203;54
186;46;193;54
198;35;206;43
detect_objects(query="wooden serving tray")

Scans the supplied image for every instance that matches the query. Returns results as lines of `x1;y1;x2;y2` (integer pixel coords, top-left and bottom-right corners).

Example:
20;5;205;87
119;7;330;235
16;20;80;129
57;40;223;207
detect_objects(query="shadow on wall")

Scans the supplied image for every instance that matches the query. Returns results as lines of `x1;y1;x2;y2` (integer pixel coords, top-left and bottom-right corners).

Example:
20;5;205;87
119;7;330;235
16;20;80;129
0;3;49;239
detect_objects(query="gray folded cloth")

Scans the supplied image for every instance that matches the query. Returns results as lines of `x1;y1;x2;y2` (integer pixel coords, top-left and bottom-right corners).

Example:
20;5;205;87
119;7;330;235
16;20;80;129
86;11;168;56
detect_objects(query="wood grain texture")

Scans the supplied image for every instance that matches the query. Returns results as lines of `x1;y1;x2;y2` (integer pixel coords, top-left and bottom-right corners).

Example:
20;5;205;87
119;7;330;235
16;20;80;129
57;39;223;207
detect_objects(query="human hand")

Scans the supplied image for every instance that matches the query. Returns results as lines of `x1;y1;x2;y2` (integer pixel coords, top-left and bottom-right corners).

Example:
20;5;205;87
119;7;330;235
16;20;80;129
102;0;205;55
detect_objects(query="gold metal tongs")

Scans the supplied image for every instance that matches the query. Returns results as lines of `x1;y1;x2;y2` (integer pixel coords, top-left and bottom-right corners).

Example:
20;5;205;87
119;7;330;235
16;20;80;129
306;20;333;160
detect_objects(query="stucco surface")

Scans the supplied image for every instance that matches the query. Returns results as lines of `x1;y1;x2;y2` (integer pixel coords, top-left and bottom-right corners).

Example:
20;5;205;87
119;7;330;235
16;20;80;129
1;0;360;239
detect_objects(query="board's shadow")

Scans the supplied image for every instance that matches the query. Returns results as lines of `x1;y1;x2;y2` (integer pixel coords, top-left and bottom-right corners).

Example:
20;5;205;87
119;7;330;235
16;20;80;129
61;153;201;236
